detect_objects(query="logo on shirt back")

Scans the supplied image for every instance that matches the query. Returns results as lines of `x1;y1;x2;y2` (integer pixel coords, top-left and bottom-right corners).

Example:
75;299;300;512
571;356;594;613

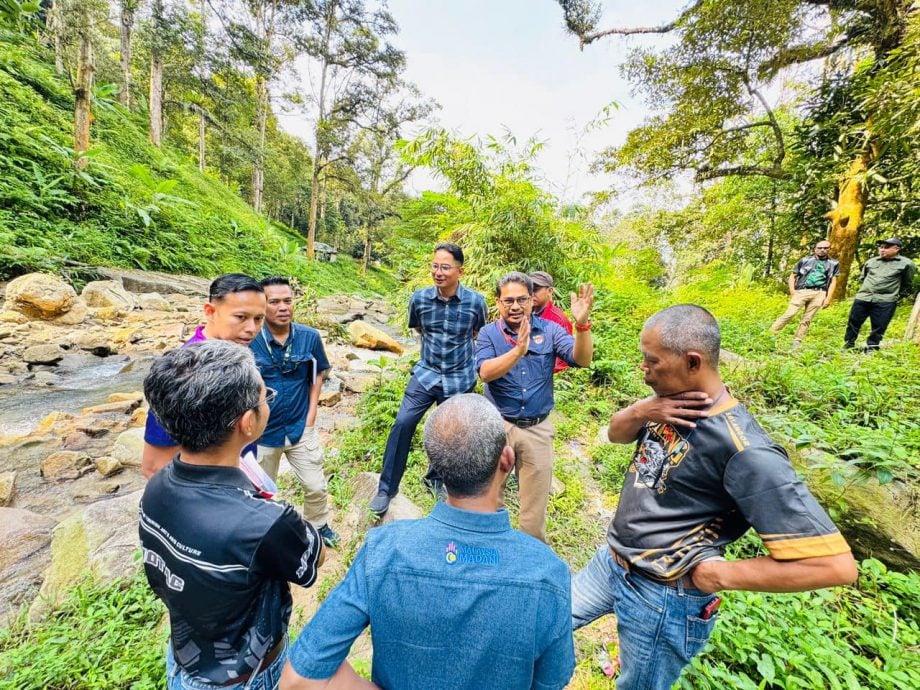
444;541;499;565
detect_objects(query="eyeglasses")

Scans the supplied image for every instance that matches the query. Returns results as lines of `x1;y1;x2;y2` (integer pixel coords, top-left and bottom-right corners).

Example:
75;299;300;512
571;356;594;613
227;387;276;428
815;246;830;250
431;263;459;272
499;296;532;307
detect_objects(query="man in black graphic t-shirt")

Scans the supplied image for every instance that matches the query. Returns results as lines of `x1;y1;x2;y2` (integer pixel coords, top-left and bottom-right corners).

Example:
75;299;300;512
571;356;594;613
572;305;856;690
139;340;324;689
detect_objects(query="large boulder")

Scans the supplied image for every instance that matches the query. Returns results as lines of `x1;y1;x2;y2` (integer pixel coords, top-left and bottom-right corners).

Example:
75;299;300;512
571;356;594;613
41;450;92;481
346;320;405;355
109;427;146;467
95;268;210;297
23;344;64;364
137;292;172;311
4;273;77;319
81;280;135;314
29;490;143;620
0;508;56;624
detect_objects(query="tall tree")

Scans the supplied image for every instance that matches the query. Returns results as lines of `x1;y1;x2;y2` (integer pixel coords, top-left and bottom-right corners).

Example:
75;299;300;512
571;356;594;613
299;0;404;259
118;0;139;107
556;0;915;298
148;0;165;145
73;0;94;168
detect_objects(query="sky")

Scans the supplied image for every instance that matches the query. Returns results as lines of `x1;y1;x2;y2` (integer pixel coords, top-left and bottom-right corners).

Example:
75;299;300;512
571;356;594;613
277;1;687;204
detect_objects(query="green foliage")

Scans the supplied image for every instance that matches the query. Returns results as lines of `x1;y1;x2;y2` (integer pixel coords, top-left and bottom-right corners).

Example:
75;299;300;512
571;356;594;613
0;572;167;690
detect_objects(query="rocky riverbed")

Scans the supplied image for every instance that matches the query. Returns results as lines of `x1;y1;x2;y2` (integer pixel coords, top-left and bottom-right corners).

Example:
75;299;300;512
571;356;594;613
0;271;412;625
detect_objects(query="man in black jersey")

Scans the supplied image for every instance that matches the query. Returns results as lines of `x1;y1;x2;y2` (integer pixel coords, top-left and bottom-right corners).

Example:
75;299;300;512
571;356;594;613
139;340;324;690
571;304;857;690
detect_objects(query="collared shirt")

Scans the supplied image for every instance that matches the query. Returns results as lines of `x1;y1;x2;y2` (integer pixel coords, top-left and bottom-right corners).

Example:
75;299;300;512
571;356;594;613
288;501;575;690
251;323;331;448
409;284;488;396
608;398;850;582
854;255;917;303
535;299;573;373
476;316;578;419
139;458;321;685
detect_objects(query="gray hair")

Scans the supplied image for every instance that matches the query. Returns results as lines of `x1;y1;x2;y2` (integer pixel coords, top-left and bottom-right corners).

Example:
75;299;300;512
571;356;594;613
423;394;507;497
644;304;721;367
143;340;263;453
495;271;533;297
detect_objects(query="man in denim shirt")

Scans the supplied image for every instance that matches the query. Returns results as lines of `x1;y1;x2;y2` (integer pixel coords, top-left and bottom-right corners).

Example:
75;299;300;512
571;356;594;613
281;394;575;690
370;243;488;516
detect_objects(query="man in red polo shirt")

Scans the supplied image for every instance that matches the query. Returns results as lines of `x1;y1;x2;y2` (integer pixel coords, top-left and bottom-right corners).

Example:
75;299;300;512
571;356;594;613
530;272;573;374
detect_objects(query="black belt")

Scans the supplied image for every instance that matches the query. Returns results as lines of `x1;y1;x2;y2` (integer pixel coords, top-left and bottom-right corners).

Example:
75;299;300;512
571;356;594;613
504;413;549;429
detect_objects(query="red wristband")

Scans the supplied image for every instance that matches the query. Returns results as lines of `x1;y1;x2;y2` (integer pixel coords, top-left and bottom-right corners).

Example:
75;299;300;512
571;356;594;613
575;321;592;332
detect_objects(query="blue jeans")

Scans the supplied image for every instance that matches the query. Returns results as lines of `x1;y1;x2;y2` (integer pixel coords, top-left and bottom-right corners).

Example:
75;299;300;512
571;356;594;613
166;637;288;690
571;546;719;690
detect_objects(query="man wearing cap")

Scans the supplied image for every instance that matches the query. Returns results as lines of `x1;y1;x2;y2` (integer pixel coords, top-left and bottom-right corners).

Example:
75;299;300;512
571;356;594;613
477;272;594;542
770;241;839;347
844;238;916;351
530;271;573;373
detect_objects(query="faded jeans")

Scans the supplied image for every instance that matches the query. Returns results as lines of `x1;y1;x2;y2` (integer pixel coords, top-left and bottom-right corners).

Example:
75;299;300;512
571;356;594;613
166;636;287;690
571;546;719;690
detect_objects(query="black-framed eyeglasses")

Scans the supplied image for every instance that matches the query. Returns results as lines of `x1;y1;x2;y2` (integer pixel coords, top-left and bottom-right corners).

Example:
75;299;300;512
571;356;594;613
499;296;532;307
431;263;459;272
227;387;276;428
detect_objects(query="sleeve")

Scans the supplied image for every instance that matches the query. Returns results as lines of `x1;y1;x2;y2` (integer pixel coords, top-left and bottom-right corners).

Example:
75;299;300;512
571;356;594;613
408;292;420;330
311;330;331;374
792;258;804;277
533;578;576;690
722;444;850;560
829;260;840;278
901;261;917;299
144;411;178;447
253;505;322;587
287;544;371;680
475;325;498;373
549;321;578;367
475;294;488;333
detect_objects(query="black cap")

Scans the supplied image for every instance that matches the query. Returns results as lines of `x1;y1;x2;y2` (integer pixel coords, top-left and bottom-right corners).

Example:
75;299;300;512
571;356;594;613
877;237;902;247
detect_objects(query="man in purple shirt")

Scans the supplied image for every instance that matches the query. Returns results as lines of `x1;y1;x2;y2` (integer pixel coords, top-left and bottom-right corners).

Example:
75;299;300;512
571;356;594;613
141;273;267;478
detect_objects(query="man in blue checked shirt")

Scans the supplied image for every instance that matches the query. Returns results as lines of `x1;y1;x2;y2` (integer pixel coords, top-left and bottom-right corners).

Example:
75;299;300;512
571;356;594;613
369;243;488;516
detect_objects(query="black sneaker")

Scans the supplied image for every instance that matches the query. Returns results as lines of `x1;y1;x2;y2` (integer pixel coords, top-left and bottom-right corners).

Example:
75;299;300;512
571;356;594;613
318;523;340;548
369;491;391;516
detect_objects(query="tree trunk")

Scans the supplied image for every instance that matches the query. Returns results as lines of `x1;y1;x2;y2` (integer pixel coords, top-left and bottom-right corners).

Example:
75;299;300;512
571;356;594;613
252;75;268;212
74;15;94;170
361;227;371;274
149;55;163;146
198;109;206;172
47;1;65;74
307;8;333;260
119;6;134;108
906;292;920;344
826;149;874;301
307;160;321;259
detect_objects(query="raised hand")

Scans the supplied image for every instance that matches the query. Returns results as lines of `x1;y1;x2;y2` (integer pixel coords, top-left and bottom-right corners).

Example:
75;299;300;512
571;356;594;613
515;317;531;355
570;283;594;326
634;391;713;428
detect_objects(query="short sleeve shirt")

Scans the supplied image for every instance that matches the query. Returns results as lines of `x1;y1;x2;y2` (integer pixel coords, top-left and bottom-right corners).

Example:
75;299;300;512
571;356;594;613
409;284;488;396
139;459;321;684
250;323;331;447
607;398;850;581
476;316;578;419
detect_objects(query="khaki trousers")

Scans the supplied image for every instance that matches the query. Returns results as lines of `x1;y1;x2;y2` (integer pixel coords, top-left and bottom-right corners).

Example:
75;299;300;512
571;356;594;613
258;426;328;528
504;417;555;543
771;289;825;341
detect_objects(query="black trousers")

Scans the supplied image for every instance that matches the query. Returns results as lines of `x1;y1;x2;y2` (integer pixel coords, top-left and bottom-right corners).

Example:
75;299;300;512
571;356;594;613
844;299;897;350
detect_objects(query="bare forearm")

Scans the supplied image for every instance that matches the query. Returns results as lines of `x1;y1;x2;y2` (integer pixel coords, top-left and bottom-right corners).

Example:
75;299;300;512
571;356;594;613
573;329;593;367
141;443;178;479
787;275;796;293
280;661;379;690
479;349;522;383
695;553;857;593
607;402;647;444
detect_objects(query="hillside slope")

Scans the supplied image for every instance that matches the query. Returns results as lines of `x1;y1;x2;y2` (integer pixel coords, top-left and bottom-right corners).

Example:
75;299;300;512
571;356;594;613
0;31;394;296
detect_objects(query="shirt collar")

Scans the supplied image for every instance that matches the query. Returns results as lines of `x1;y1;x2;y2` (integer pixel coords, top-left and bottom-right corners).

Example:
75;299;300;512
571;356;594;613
427;284;465;302
430;500;511;533
500;316;545;336
170;456;253;491
261;324;293;348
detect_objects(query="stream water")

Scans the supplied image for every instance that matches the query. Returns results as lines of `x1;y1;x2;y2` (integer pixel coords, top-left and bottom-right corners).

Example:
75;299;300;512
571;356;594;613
0;353;154;520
